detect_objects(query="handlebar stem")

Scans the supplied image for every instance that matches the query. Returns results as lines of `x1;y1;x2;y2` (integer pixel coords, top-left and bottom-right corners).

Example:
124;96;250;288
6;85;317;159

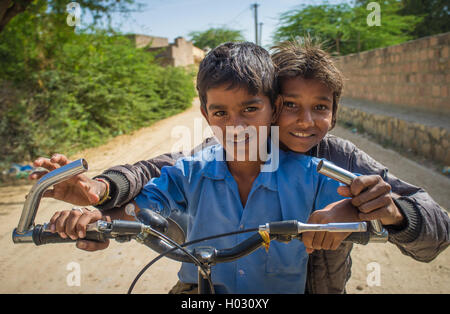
317;159;388;239
13;159;89;243
18;159;88;234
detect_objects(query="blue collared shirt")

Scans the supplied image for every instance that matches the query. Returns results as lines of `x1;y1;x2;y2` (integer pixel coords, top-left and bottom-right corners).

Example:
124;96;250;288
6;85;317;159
135;144;345;294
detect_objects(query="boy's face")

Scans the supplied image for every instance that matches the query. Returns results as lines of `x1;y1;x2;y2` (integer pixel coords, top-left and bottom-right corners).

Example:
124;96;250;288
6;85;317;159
201;85;274;162
277;77;333;153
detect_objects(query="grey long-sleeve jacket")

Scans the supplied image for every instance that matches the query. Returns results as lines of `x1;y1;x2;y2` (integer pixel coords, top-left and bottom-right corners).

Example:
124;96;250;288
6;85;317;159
94;134;450;294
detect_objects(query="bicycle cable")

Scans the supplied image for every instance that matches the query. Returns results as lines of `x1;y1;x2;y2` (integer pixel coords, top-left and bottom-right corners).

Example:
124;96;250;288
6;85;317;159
127;227;259;294
127;226;215;294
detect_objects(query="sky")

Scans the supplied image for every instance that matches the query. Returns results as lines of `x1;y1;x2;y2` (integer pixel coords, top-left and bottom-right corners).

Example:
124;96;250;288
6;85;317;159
107;0;349;49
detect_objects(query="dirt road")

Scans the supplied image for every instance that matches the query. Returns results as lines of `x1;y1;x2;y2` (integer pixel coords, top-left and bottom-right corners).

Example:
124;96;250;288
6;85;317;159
1;99;449;294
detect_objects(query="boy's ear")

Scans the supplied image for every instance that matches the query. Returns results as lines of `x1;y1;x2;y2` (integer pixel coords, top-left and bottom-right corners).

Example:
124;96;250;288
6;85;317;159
271;96;283;123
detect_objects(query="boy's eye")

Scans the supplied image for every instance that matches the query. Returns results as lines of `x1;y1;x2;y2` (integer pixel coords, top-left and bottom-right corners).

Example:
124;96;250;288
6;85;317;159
314;104;329;111
283;101;297;108
213;111;226;117
244;106;258;113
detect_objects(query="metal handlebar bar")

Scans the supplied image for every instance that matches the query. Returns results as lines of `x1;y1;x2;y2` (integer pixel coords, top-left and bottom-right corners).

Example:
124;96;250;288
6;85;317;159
28;216;370;262
11;158;389;294
12;158;389;251
317;160;389;242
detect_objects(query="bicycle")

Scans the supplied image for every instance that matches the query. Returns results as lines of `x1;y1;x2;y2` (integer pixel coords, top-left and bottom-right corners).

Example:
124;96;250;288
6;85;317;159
12;159;388;294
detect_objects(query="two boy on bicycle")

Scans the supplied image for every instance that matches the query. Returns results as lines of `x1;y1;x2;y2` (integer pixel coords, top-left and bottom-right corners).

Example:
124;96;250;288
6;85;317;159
38;40;449;293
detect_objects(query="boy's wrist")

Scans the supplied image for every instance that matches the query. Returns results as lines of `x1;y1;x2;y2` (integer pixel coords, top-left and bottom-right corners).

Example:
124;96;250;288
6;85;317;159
93;178;110;205
93;171;131;210
387;198;423;243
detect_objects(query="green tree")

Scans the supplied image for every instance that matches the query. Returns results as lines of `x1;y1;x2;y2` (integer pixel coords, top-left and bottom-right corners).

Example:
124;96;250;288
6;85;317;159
273;1;422;55
0;0;137;33
0;0;197;165
399;0;450;38
188;27;245;50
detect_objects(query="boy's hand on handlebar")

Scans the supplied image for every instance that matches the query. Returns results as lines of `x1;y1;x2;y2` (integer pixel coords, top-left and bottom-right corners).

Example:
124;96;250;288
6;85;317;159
29;154;106;206
49;208;110;251
337;175;405;227
303;199;361;254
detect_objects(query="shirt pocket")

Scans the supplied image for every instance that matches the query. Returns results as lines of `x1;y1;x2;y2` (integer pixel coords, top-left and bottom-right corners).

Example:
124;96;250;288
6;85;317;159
265;241;308;274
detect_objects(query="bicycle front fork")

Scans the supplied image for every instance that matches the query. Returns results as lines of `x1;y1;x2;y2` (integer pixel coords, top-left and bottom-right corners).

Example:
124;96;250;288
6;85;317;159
198;265;214;294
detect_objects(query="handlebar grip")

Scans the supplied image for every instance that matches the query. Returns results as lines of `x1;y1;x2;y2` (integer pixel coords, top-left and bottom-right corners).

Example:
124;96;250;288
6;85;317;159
32;224;107;246
342;231;370;245
268;220;299;235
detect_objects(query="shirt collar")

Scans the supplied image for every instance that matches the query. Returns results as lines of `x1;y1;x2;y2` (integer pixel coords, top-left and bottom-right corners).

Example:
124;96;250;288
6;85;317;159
201;140;281;192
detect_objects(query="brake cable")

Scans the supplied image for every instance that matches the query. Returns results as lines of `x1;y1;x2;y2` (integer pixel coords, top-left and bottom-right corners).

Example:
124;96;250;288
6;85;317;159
128;226;215;294
128;227;259;294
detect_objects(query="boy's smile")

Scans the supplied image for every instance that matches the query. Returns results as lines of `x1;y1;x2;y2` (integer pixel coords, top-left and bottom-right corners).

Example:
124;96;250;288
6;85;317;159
201;85;274;162
277;77;333;153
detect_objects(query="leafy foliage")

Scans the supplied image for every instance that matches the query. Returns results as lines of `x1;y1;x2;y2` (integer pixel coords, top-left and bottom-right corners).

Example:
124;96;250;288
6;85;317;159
188;27;245;50
398;0;450;38
273;1;423;55
0;0;138;33
0;2;196;164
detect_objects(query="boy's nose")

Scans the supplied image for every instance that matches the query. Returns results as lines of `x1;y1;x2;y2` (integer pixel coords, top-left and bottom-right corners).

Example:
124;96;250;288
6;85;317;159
229;115;248;129
296;110;314;128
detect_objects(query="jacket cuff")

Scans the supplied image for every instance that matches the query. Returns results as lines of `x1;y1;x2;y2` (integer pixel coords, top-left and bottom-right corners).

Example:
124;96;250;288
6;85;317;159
93;171;130;211
386;198;423;243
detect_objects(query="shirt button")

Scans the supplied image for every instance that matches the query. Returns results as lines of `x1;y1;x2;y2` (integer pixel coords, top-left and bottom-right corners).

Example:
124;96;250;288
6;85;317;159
238;269;245;276
239;225;244;229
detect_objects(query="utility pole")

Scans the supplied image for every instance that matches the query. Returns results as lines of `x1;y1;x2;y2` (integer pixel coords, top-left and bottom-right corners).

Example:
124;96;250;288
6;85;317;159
252;3;259;45
259;22;263;46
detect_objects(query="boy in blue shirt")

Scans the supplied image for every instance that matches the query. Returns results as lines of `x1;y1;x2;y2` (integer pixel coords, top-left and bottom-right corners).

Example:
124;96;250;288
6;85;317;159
127;42;349;293
46;42;358;293
40;40;448;294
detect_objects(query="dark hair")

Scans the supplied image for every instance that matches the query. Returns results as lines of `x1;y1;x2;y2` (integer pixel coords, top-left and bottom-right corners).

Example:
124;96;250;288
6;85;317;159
197;42;278;111
271;38;344;129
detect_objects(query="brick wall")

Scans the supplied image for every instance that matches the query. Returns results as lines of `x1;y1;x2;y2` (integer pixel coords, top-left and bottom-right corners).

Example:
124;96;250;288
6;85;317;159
335;32;450;115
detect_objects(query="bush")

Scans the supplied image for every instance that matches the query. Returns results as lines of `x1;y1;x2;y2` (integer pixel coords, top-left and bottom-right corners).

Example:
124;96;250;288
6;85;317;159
0;31;197;163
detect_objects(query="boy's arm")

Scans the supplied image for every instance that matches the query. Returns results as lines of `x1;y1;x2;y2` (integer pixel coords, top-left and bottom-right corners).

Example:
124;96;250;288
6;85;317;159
350;146;449;262
132;159;190;219
94;137;217;211
321;135;449;262
303;170;358;253
93;153;180;210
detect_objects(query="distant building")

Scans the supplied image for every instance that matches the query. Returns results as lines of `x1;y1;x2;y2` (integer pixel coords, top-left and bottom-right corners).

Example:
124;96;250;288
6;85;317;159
127;34;205;67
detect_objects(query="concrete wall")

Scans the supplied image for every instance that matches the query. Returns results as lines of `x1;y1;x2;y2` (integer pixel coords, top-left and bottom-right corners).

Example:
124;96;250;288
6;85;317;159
127;34;169;49
337;106;449;165
133;34;205;67
169;37;196;67
335;32;450;115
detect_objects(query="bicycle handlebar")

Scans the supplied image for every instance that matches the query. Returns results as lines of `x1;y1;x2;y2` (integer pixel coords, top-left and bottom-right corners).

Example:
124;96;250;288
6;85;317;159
30;216;380;264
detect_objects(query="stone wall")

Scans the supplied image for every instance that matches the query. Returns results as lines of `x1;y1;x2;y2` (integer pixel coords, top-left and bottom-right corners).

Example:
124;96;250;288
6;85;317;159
334;33;450;165
335;32;450;115
337;105;449;165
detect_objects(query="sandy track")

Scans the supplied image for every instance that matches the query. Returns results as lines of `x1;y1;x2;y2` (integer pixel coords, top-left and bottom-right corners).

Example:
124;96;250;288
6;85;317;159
1;99;448;294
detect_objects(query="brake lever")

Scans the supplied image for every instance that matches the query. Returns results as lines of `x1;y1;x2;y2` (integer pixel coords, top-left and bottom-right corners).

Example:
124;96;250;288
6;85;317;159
86;220;145;239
